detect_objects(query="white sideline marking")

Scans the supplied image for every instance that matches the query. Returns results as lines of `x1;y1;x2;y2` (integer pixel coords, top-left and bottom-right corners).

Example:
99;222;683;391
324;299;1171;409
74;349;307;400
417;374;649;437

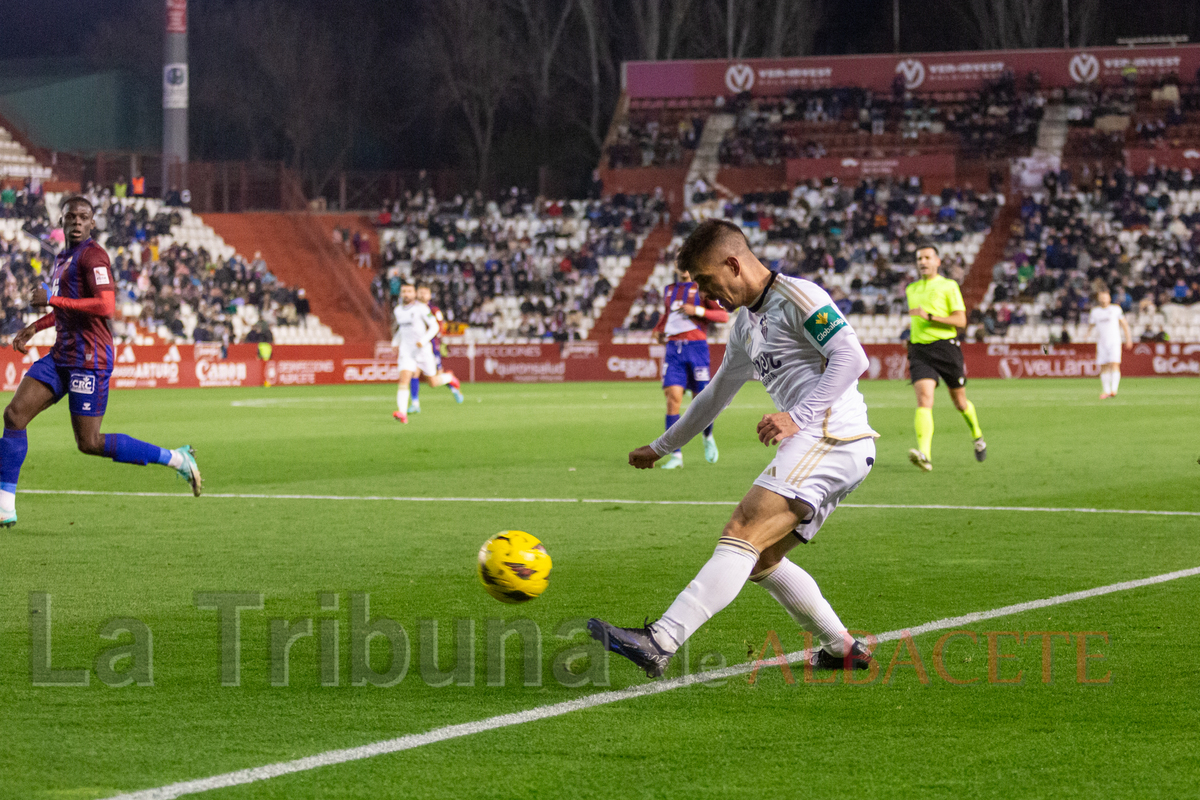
17;489;1200;516
103;565;1200;800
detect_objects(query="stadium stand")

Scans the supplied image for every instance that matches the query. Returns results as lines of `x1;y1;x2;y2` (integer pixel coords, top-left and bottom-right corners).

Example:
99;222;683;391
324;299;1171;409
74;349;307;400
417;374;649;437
0;186;343;348
617;177;1000;344
375;190;667;342
975;167;1200;345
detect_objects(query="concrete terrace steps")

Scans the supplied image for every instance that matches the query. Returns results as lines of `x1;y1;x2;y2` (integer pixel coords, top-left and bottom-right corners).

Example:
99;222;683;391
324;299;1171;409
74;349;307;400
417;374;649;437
591;225;674;340
202;212;390;343
961;200;1019;312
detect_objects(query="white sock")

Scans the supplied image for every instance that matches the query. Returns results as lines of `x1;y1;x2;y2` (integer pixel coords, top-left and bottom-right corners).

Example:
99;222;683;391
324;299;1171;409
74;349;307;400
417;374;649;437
0;489;14;514
397;388;406;411
752;558;850;656
1100;372;1111;394
167;450;184;470
650;537;759;653
1111;370;1120;395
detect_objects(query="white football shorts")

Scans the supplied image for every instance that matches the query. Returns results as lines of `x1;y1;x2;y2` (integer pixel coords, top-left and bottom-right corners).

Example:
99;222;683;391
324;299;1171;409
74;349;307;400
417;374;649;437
398;343;439;377
753;430;876;542
1095;338;1122;365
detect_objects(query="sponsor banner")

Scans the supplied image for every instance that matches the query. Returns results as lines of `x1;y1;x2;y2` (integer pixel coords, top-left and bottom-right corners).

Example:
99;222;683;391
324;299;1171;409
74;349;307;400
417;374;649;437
0;342;1192;393
1124;147;1200;174
859;342;1200;380
787;154;955;183
0;344;261;390
625;45;1200;99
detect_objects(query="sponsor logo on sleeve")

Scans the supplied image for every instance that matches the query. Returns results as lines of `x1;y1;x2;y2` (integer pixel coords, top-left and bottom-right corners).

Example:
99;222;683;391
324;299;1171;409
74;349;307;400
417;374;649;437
93;267;110;286
803;305;847;345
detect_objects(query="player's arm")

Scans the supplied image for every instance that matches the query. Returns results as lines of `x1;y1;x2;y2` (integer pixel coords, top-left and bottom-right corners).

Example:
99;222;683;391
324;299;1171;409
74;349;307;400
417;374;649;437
650;290;670;342
910;306;965;328
11;312;54;354
910;282;966;329
630;323;753;468
682;296;730;324
418;311;438;345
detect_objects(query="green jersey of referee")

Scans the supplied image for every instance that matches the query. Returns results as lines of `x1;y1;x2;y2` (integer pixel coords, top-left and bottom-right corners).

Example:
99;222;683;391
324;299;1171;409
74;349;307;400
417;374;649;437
904;244;985;471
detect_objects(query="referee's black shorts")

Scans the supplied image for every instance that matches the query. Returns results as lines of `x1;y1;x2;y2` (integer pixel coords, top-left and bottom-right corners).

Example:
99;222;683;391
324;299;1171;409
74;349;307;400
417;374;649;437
908;338;966;388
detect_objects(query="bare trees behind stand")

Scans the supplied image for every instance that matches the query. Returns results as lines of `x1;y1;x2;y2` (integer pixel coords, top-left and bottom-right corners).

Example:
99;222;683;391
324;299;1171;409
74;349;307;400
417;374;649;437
86;0;1125;202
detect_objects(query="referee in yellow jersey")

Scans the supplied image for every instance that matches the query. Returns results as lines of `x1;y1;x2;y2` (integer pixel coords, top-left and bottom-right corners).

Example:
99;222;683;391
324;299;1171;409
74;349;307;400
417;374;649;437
905;243;986;471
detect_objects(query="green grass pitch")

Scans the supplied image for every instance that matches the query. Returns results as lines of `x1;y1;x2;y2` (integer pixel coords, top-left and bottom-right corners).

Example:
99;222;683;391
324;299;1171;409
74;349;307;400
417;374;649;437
1;377;1198;799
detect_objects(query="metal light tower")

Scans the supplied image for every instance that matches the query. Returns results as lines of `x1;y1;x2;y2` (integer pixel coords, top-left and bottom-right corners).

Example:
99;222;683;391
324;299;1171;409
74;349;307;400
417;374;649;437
162;0;189;197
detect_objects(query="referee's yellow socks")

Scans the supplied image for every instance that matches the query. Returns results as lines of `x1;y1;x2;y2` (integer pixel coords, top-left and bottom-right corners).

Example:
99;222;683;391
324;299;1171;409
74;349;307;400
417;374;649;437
914;407;934;457
960;401;983;439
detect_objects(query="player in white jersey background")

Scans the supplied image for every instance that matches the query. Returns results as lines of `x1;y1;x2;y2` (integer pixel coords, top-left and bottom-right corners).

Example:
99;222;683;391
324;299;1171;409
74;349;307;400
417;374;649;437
590;219;879;678
1087;290;1132;399
391;282;457;423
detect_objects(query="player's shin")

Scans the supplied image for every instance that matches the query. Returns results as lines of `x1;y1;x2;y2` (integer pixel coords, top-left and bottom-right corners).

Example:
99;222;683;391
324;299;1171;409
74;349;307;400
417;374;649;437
914;407;934;457
650;537;758;653
102;434;172;467
1111;369;1120;394
750;559;850;656
959;400;983;439
0;427;28;513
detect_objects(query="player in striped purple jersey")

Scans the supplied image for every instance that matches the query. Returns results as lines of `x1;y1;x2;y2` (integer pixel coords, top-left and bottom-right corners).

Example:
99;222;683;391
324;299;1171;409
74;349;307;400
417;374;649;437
651;267;729;468
0;196;201;528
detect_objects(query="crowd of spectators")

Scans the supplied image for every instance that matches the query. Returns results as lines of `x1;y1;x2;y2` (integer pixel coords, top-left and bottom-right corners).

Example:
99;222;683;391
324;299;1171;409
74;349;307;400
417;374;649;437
715;75;1043;167
980;164;1200;340
374;187;669;342
606;113;703;169
624;177;997;338
0;182;311;346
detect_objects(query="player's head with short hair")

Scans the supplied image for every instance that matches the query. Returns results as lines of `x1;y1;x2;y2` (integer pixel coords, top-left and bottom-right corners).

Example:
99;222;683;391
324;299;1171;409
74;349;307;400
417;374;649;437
677;219;747;277
1096;289;1111;306
399;281;416;303
915;241;941;276
61;195;96;245
676;219;767;309
416;283;432;303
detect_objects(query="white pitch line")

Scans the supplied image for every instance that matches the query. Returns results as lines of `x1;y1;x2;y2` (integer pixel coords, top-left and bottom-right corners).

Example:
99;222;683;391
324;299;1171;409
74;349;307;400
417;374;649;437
16;489;1200;516
102;564;1200;800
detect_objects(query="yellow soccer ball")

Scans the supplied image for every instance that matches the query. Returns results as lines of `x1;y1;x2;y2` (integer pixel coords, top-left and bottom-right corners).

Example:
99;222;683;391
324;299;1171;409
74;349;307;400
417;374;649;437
477;530;552;604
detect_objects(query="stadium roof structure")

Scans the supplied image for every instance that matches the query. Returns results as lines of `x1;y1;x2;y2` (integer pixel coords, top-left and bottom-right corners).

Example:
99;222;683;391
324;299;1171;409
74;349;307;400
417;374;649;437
0;58;159;154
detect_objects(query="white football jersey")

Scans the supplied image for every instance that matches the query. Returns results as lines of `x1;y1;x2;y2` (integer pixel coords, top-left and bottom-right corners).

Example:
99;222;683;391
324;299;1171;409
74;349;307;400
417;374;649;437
651;274;876;455
728;274;876;441
1088;304;1124;345
392;301;437;349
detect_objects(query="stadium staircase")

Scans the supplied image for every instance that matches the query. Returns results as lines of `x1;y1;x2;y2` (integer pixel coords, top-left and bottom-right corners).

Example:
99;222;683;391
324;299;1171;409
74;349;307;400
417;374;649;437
686;114;736;206
961;200;1019;312
203;212;390;342
591;224;673;341
1034;103;1069;159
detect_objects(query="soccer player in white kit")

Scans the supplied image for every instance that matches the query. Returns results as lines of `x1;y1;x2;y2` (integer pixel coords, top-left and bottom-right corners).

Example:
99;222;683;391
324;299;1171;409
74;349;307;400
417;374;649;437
1087;290;1132;399
589;220;879;677
392;282;456;423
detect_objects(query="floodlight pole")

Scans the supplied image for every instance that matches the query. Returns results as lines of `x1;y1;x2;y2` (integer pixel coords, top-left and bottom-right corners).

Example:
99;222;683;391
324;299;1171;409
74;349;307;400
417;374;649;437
893;0;900;53
162;0;189;198
1062;0;1070;48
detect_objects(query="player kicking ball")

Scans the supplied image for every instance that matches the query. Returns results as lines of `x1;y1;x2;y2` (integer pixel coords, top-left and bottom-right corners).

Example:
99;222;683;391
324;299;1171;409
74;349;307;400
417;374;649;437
589;220;878;678
1086;290;1132;399
0;196;200;528
391;282;461;423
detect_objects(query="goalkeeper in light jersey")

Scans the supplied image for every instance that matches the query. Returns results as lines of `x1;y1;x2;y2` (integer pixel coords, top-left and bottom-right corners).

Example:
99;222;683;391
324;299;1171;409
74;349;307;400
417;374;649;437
590;219;879;678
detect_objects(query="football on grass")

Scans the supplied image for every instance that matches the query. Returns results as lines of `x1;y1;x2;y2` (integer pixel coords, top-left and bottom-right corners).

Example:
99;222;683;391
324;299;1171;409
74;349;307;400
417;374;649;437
477;530;552;604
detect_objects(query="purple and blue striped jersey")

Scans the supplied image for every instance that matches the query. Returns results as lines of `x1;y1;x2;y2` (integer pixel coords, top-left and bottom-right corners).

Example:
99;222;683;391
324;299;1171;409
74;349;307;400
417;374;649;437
48;238;115;371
